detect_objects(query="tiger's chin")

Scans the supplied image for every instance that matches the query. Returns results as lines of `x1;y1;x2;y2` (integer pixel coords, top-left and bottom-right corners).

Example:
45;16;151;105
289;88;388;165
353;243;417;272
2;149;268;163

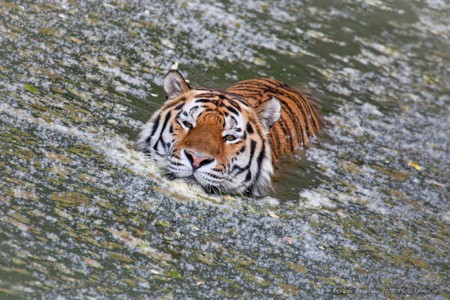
166;172;245;196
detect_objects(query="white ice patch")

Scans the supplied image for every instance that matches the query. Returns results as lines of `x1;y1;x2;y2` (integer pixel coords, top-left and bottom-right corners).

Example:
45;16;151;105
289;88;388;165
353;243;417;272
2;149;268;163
100;66;144;86
360;102;383;116
0;102;159;180
166;179;204;195
299;190;336;209
260;197;280;208
441;210;450;224
426;0;449;10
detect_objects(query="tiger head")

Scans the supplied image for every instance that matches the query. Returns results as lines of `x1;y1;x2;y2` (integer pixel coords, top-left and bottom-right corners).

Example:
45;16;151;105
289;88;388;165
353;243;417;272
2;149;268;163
138;71;281;196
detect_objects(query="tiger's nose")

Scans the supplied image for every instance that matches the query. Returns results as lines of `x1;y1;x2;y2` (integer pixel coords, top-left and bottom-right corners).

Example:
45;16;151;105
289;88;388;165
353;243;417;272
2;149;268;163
185;150;214;170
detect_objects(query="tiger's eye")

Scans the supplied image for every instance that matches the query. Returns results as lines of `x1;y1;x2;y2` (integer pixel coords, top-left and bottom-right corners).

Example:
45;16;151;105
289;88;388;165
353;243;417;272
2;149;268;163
183;121;193;129
224;135;237;142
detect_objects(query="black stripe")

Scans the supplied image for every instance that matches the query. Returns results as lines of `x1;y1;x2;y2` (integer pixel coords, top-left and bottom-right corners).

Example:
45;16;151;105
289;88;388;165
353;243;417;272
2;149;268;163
196;92;222;99
229;115;238;126
249;140;256;161
254;143;266;182
146;114;161;143
153;136;167;152
228;95;250;106
206;172;222;179
279;117;296;150
245;140;266;182
174;103;184;111
231;165;246;175
153;111;172;151
271;123;282;153
226;100;242;112
230;140;256;175
245;170;252;182
246;122;254;134
224;104;239;116
196;99;217;105
165;98;185;110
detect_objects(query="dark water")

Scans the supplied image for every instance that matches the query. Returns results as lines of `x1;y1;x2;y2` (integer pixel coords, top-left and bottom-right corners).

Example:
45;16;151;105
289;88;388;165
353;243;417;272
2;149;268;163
0;0;449;299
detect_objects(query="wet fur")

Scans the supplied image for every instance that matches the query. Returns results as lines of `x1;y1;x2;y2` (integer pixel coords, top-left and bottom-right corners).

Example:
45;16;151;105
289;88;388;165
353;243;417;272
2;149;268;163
138;71;320;196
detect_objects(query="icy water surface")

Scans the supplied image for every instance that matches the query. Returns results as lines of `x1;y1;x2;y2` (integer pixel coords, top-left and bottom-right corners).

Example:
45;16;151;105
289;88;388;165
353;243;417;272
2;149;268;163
1;0;449;299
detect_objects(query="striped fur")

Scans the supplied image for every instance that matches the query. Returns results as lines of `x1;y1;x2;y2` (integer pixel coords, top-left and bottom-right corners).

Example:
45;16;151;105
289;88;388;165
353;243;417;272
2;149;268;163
138;71;320;196
227;78;320;162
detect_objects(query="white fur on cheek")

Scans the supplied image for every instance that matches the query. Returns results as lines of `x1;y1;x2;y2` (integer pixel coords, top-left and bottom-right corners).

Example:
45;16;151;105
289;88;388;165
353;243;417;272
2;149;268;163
137;108;179;167
167;152;191;177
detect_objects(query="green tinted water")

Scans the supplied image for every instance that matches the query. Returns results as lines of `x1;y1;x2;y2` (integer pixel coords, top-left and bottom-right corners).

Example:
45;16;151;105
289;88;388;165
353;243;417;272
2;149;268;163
1;0;449;299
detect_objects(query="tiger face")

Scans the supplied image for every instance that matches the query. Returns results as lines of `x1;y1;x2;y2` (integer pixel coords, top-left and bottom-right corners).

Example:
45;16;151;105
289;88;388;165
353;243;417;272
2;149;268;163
138;71;281;196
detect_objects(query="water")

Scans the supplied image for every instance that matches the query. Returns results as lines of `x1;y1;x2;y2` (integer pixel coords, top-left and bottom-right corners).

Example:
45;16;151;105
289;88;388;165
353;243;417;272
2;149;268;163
1;0;449;299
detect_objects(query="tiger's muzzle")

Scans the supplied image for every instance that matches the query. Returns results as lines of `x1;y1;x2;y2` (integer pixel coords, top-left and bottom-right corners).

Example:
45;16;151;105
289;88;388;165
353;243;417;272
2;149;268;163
184;150;214;170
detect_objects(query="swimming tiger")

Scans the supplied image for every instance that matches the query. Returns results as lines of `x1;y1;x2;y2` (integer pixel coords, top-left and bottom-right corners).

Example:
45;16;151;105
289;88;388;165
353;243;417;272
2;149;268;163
137;70;320;196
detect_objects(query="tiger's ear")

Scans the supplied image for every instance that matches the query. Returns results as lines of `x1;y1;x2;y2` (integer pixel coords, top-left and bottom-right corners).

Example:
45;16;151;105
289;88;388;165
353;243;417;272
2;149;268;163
256;97;281;131
164;70;191;99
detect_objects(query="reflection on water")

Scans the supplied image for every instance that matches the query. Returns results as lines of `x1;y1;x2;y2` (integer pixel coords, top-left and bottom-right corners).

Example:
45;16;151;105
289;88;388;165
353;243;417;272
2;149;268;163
1;0;449;299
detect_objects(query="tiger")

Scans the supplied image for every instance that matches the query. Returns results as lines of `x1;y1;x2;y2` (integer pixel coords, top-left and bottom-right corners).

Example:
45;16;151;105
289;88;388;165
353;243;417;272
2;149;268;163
137;70;320;196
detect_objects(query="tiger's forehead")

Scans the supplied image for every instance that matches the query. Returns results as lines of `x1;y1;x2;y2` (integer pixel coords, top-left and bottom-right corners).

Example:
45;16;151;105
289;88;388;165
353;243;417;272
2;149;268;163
186;90;249;109
182;91;250;128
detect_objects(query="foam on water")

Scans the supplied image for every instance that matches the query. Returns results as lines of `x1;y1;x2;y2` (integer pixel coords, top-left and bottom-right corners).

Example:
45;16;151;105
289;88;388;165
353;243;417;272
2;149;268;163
0;103;153;174
299;190;336;209
1;0;449;299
